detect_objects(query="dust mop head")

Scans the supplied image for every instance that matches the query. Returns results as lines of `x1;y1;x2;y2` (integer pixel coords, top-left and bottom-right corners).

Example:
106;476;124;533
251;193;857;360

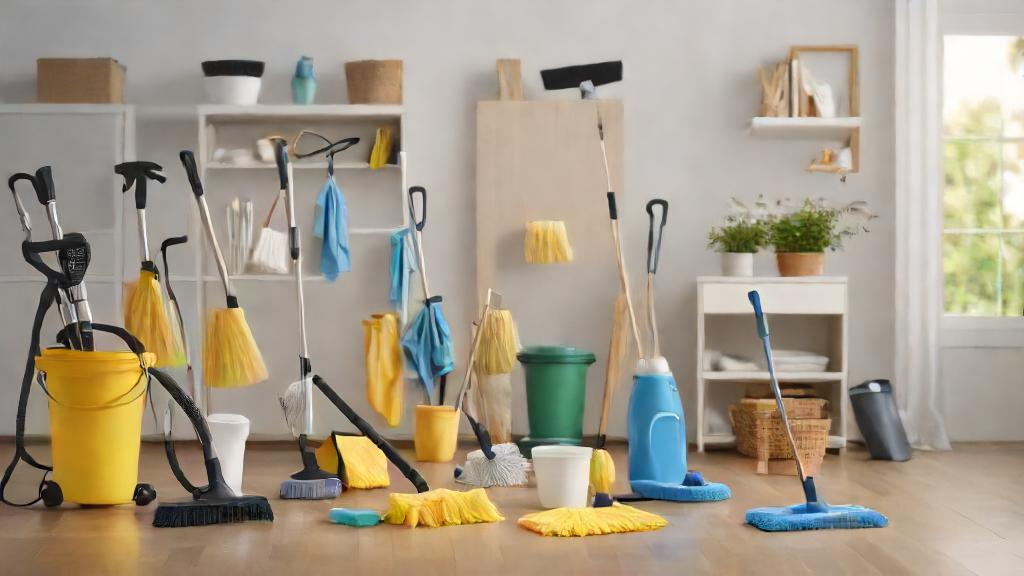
518;503;667;537
382;488;504;528
124;269;184;367
247;227;290;274
203;307;268;388
524;220;573;264
631;471;732;502
590;448;616;494
746;503;889;532
454;443;529;487
476;308;519;375
153;495;274;528
315;433;391;489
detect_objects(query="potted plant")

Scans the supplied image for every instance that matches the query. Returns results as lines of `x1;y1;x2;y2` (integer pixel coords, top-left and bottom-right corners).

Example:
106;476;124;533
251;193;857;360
769;198;875;276
707;216;769;277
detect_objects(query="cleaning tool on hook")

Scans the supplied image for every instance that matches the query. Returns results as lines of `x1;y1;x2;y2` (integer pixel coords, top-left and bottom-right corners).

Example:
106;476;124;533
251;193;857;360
524;220;573;264
270;139;341;500
746;290;888;531
382;488;504;528
314;137;358;281
117;161;184;367
625;199;730;503
363;312;403;426
400;185;454;404
453;290;529;488
180;150;268;388
247;182;289;275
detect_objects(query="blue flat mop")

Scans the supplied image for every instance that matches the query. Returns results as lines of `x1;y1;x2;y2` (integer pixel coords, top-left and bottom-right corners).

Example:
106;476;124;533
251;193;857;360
746;290;888;531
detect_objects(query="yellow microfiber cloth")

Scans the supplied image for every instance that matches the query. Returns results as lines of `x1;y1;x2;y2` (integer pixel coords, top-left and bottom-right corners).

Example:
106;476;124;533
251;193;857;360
382;488;504;528
518;503;667;537
370;126;394;170
363;313;403;426
315;433;390;489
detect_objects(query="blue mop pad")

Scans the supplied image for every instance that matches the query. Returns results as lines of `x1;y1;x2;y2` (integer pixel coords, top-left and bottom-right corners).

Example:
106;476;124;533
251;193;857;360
746;503;889;532
328;508;381;527
631;471;732;502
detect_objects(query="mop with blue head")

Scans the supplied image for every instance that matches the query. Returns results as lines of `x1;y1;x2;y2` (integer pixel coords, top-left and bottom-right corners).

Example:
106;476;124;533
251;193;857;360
745;290;888;532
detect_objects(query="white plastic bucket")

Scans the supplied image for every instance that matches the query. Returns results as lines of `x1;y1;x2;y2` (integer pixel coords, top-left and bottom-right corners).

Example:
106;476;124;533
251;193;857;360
204;76;261;105
207;413;250;496
531;445;593;508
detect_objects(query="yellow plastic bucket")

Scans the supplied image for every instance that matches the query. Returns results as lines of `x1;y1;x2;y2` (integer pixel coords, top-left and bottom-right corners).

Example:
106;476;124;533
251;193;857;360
414;405;459;462
35;348;154;505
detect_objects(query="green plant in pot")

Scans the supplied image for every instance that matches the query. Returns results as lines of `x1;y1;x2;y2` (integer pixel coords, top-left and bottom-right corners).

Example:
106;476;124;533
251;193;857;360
707;215;769;277
769;198;875;276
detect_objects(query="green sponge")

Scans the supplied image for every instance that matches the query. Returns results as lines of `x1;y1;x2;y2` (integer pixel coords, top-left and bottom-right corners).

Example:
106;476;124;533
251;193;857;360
328;508;381;527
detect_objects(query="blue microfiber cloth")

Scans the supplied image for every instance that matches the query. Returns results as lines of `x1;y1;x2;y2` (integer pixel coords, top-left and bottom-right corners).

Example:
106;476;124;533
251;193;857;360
389;228;416;309
314;175;350;282
328;508;381;527
746;503;889;532
631;471;732;502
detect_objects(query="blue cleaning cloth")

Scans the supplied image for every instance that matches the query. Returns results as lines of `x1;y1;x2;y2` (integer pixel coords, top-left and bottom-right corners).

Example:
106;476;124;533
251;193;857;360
314;175;350;282
631;473;732;502
389;228;416;309
400;298;454;400
328;508;381;527
746;503;889;531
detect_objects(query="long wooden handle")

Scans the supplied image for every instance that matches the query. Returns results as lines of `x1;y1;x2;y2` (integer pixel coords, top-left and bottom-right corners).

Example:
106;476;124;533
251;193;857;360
598;294;627;445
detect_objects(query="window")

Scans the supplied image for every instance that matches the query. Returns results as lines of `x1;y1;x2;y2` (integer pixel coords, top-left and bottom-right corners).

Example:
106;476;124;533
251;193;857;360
943;35;1024;316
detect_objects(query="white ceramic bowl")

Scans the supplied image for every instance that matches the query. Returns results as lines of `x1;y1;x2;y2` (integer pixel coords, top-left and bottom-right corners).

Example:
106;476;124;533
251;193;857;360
204;76;261;105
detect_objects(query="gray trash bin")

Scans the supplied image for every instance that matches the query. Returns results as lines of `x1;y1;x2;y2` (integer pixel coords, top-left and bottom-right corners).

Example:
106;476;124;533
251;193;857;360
849;379;912;461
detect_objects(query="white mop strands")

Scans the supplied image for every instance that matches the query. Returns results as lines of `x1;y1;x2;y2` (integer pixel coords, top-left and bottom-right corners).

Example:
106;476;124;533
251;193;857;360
455;443;530;488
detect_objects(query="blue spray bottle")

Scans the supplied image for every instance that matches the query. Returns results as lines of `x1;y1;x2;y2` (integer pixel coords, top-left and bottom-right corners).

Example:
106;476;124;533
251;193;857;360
292;56;316;105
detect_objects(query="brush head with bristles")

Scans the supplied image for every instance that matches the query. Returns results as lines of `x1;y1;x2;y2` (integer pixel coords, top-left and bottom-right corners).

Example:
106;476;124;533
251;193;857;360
280;477;342;500
454;443;529;487
203;307;268;388
477;308;519;376
124;269;184;367
247;227;290;274
540;61;623;91
153;495;274;528
524;221;573;264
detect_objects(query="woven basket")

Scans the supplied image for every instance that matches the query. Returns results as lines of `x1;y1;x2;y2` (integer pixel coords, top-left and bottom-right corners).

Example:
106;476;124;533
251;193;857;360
730;399;830;475
345;60;402;104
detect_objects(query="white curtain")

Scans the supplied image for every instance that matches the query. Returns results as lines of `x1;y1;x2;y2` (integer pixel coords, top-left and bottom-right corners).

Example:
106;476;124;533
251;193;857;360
894;0;951;451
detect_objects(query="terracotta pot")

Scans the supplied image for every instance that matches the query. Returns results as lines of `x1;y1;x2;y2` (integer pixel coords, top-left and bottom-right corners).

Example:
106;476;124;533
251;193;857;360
721;252;754;277
776;252;824;276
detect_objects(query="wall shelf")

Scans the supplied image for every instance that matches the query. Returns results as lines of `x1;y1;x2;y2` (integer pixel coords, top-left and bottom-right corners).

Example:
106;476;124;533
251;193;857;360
702;370;843;383
207;161;398;171
749;116;861;140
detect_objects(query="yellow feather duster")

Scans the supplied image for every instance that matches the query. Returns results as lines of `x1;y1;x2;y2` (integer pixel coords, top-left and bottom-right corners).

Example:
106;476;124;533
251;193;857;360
203;307;268;388
524;221;573;264
123;270;184;367
518;503;667;537
382;488;504;528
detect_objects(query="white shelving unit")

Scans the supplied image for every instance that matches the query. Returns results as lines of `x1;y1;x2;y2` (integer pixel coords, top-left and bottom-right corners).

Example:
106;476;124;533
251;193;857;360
696;276;849;452
749;116;861;140
193;105;406;431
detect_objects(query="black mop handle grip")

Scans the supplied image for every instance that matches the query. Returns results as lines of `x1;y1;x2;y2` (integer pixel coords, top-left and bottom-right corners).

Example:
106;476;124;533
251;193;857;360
607;192;617;220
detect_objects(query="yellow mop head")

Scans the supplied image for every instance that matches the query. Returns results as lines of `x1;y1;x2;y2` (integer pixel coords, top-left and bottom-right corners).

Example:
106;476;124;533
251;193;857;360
590;448;616;495
518;503;667;537
476;308;519;376
315;433;390;489
525;220;573;264
124;269;184;367
382;488;504;528
203;307;268;388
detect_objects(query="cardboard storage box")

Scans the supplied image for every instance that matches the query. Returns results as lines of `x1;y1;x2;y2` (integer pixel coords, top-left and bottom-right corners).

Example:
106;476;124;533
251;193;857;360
37;58;125;103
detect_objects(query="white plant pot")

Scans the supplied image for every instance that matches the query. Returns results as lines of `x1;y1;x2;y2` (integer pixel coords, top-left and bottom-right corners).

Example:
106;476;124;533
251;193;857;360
206;413;250;496
531;445;592;509
204;76;261;105
721;252;754;277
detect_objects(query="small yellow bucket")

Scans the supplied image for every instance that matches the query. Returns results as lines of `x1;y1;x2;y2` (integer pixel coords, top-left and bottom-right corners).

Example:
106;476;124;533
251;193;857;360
414;405;459;462
35;348;154;505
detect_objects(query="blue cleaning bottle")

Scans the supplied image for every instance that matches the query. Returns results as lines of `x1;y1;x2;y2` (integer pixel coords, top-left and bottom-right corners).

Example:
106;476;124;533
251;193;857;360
292;56;316;105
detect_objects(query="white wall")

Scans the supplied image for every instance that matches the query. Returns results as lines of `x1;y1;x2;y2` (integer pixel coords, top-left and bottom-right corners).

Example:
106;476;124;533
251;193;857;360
0;0;906;440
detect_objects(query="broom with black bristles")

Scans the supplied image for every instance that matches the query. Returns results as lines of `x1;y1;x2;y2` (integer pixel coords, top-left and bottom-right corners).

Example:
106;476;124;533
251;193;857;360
179;150;268;389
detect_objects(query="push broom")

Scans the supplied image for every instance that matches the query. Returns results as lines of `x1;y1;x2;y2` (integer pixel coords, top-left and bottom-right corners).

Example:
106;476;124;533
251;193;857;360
117;161;184;367
746;290;888;531
179;150;268;389
270;139;341;500
453;289;529;488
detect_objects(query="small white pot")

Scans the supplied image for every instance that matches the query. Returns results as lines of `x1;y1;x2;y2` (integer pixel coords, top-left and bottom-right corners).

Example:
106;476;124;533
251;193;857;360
721;252;754;277
531;445;593;508
204;76;261;105
206;413;250;496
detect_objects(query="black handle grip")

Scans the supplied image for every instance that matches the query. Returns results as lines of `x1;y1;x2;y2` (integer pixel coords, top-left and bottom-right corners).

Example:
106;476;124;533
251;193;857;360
607;192;617;220
34;167;55;205
115;161;165;209
408;186;427;231
160;236;188;252
646;199;668;274
178;151;204;197
466;413;496;460
272;138;288;190
22;233;89;286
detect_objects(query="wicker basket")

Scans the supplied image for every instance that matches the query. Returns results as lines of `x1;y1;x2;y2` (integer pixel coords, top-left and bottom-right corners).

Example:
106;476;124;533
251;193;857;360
730;399;830;475
345;60;402;104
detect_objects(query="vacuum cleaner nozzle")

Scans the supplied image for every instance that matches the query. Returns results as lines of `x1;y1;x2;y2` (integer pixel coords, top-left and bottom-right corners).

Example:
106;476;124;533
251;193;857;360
541;61;623;97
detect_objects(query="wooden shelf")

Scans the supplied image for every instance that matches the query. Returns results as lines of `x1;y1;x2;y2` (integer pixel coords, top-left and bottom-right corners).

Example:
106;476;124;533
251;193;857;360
749;116;861;140
702;371;843;383
198;104;403;123
206;160;398;171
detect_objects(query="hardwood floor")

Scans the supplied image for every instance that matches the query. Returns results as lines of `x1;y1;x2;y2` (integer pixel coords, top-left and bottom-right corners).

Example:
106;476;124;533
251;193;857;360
0;440;1022;575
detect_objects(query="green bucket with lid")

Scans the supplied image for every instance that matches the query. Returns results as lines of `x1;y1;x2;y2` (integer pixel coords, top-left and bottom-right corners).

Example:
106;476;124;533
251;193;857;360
517;346;596;456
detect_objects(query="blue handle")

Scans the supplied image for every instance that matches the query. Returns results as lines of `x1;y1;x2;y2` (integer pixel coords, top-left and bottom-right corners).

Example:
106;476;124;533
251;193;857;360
748;290;769;338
